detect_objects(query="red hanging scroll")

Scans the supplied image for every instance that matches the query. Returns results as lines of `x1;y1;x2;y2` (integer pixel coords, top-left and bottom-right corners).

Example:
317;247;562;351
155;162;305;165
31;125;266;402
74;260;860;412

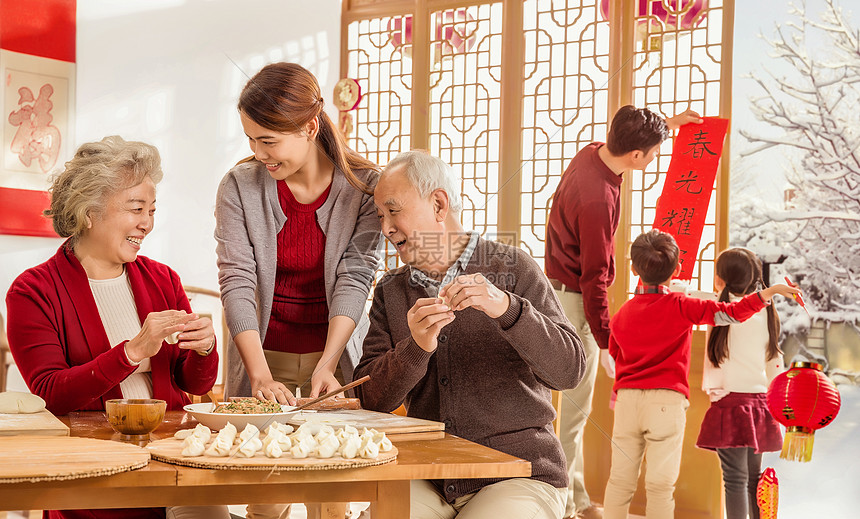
652;117;729;279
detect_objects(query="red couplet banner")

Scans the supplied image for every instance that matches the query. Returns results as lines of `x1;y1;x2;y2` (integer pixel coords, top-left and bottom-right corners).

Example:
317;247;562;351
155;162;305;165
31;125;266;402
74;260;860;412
652;117;729;280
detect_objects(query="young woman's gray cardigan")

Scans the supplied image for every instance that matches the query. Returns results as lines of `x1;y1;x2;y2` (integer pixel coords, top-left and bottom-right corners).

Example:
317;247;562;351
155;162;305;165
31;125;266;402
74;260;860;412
214;161;382;397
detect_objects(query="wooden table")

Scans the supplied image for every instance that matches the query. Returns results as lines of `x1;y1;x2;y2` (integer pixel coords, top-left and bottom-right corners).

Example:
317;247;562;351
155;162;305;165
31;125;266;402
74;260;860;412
0;411;531;517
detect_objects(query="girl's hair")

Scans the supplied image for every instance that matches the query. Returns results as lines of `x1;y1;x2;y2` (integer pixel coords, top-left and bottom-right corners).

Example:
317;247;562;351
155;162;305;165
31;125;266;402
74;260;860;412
45;136;163;245
706;248;782;367
237;62;377;194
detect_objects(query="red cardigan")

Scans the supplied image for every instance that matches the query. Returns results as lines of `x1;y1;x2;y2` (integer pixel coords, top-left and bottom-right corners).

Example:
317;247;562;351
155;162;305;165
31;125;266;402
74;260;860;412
6;245;219;416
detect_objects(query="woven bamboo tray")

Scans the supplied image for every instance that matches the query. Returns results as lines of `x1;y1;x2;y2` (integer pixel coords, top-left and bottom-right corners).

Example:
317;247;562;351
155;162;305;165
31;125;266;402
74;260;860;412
146;438;397;471
0;436;150;483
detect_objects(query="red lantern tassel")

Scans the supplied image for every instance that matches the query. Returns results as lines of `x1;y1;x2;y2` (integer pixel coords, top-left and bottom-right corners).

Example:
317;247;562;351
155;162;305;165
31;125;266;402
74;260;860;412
780;426;815;462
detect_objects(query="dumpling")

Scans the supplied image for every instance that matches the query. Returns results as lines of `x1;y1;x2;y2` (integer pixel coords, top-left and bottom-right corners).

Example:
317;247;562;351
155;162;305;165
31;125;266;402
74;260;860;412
220;422;238;443
264;439;283;458
336;425;359;440
316;434;340;458
192;423;212;443
278;423;294;435
265;423;281;437
174;429;194;440
339;435;361;459
237;423;260;444
290;437;313;459
373;432;393;453
205;435;232;457
237;437;263;457
359;437;380;459
181;435;206;457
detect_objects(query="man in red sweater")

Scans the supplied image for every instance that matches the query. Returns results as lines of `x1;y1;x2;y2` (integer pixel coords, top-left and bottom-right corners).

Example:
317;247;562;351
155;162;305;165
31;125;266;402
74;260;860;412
545;105;700;519
603;230;799;519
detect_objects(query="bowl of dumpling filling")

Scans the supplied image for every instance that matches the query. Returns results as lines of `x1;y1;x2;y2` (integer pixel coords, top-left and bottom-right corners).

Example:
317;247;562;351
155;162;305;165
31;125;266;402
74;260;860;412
184;398;298;431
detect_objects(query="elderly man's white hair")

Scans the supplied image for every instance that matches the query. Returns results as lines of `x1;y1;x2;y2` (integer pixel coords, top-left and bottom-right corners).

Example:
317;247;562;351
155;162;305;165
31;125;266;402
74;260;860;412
384;151;463;215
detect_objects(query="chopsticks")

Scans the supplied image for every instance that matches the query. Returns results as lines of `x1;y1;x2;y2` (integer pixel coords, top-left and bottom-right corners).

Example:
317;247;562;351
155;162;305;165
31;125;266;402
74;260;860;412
291;375;370;412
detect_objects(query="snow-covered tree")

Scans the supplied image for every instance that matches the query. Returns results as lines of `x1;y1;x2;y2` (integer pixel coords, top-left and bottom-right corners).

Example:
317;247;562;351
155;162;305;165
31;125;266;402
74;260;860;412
735;0;860;322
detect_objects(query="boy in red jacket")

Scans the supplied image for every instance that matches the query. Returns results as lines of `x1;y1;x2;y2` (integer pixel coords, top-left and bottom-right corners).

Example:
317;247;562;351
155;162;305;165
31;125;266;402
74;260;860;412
602;230;799;519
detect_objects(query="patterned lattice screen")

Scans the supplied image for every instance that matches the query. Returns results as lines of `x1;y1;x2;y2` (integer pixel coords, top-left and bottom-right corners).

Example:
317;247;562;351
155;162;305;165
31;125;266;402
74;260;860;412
428;3;502;239
628;0;726;295
519;0;610;265
346;15;413;272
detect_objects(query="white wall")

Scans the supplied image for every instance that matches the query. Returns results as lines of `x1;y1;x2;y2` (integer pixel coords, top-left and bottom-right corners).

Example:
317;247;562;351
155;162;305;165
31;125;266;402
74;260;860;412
1;0;341;388
1;0;341;311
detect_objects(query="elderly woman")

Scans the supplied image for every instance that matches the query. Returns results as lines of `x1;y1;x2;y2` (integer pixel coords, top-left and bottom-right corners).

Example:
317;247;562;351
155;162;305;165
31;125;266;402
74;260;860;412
5;136;227;519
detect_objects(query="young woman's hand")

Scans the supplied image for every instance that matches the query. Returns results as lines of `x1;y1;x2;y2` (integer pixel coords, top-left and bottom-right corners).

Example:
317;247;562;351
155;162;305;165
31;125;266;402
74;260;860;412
310;368;342;399
252;378;296;406
125;310;194;363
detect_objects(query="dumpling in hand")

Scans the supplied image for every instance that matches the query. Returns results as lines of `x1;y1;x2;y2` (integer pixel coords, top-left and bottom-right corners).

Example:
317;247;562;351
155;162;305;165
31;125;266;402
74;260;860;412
181;435;206;457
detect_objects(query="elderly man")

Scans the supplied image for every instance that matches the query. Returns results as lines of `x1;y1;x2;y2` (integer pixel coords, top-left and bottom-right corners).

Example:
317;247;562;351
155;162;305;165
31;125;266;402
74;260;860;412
354;151;586;519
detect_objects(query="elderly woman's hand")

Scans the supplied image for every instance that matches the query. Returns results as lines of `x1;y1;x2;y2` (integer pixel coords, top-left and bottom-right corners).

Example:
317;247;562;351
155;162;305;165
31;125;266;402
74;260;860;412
176;314;216;356
125;310;194;363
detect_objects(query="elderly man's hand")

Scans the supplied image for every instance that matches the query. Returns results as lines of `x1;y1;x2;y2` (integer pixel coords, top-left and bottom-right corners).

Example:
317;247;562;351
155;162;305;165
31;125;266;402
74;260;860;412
440;274;510;319
407;298;455;352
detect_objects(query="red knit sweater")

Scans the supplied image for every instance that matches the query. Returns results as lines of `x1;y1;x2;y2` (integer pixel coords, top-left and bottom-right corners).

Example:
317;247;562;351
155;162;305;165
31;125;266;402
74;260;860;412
263;180;330;354
609;287;766;398
545;143;622;349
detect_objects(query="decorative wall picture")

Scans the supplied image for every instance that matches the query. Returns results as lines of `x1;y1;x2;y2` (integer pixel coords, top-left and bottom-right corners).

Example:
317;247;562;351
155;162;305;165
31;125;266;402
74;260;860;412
0;49;74;236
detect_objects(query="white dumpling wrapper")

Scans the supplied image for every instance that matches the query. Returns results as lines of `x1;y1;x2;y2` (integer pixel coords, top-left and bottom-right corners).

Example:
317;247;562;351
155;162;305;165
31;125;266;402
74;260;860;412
359;438;380;459
205;435;232;457
237;423;260;444
237;437;263;457
192;423;212;443
339;435;361;459
264;439;283;458
181;435;206;457
174;429;194;440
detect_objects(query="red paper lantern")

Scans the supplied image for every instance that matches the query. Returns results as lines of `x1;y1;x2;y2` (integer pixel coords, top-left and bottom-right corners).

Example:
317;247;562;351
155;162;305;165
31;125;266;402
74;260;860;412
766;361;841;462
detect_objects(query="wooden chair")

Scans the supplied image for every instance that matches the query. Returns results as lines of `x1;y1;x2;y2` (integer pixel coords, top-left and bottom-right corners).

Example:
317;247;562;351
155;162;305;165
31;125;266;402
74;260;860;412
182;286;228;402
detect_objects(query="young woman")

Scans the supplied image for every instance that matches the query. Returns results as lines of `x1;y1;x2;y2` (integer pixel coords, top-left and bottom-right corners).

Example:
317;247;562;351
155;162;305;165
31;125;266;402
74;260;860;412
215;62;381;407
696;248;785;519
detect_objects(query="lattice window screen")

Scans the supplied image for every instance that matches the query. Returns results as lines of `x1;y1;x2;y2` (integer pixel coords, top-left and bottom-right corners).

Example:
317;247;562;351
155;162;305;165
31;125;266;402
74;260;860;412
346;16;413;272
428;4;502;239
628;0;726;296
520;0;610;265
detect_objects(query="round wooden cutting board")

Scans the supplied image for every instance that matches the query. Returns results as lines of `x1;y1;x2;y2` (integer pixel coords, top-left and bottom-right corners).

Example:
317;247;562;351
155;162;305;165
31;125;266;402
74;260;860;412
147;437;397;471
0;436;150;483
